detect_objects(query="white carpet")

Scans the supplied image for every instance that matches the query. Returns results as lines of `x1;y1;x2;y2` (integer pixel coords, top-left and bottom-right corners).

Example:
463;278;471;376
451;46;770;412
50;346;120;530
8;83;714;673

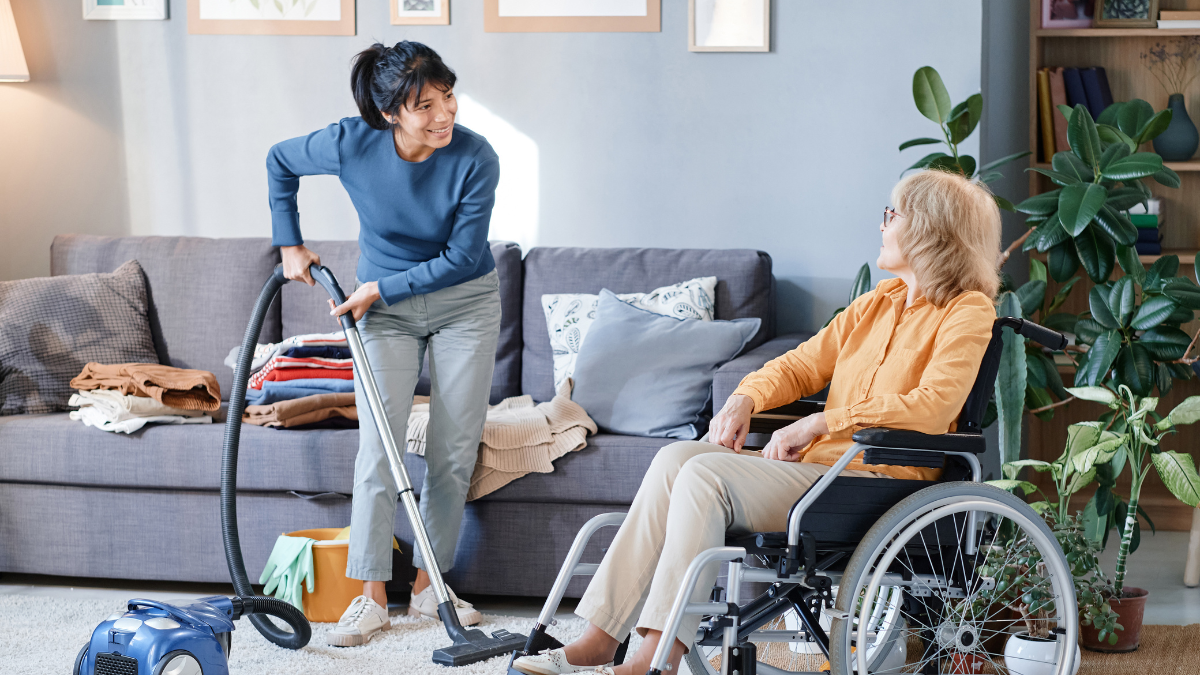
0;594;661;675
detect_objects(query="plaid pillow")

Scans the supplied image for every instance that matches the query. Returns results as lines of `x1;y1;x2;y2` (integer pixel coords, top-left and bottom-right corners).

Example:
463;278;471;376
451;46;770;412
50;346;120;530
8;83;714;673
0;260;159;415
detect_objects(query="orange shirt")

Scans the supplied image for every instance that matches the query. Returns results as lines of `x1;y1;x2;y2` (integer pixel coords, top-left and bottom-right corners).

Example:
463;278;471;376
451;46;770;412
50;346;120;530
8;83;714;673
732;278;995;481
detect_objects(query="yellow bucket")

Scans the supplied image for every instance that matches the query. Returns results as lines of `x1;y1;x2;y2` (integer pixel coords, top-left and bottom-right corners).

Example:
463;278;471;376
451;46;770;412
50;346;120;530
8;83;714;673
285;528;362;623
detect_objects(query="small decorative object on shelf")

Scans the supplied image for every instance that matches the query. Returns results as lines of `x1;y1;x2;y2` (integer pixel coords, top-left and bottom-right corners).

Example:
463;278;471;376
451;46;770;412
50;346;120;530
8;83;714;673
83;0;167;20
1043;0;1096;29
1143;39;1200;160
1094;0;1159;28
391;0;449;26
1158;10;1200;29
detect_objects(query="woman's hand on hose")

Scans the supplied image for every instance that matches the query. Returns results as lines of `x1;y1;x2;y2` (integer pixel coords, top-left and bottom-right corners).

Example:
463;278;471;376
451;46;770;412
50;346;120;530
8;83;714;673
710;394;755;452
329;281;381;322
763;412;829;462
281;245;321;286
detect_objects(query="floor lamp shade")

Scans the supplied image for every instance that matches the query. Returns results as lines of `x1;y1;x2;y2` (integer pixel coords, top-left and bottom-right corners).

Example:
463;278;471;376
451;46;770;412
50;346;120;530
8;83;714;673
0;0;29;82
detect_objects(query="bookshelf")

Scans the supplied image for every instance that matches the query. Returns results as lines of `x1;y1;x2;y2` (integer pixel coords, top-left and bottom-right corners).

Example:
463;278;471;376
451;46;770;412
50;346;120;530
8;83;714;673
1026;0;1200;531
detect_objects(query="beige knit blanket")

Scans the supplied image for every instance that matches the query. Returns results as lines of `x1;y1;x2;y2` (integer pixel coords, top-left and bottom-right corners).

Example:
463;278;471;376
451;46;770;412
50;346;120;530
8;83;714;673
406;382;597;500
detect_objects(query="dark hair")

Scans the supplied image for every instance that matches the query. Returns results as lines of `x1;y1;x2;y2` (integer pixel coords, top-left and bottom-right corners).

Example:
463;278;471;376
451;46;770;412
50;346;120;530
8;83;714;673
351;41;457;131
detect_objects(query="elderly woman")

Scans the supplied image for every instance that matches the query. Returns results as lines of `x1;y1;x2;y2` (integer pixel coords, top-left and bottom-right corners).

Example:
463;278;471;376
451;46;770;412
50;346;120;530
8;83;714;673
513;169;1001;675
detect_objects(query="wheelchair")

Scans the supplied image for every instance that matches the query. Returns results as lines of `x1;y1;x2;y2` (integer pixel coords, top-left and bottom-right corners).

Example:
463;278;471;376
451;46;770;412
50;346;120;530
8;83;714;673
507;317;1079;675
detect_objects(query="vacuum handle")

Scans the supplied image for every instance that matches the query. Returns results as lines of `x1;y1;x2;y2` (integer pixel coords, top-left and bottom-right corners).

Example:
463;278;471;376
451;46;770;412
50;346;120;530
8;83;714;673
272;262;356;332
127;599;196;626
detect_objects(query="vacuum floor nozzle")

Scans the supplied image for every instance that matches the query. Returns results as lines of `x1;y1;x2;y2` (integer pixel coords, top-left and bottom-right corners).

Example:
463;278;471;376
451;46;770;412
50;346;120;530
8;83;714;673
432;628;529;667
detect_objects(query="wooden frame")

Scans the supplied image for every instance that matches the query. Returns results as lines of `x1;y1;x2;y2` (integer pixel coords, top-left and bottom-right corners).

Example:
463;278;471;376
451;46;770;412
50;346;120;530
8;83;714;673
688;0;769;53
188;0;355;36
83;0;167;20
392;0;449;26
1040;0;1094;29
483;0;659;33
1093;0;1159;28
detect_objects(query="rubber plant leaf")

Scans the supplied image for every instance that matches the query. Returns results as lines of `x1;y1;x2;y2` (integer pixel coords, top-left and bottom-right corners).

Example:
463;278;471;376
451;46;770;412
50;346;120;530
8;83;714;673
1108;276;1136;326
1076;330;1120;387
912;66;952;124
1047;240;1080;282
1053;150;1091;182
1163;278;1200;310
980;150;1032;172
899;137;943;151
1138;326;1192;361
1114;245;1145;287
1089;285;1119;329
1131;295;1180;330
1101;153;1164;181
1028;167;1080;187
1074;227;1115;283
1153;166;1182;188
1016;189;1062;216
1134;108;1173;146
849;263;870;302
1058;182;1108;237
1067;104;1102;170
1116;99;1155;141
1097;124;1137;153
1016;279;1047;317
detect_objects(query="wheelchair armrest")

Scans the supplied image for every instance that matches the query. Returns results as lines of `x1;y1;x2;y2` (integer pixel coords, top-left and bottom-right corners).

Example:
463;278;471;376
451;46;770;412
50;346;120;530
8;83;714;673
742;400;826;449
852;428;986;454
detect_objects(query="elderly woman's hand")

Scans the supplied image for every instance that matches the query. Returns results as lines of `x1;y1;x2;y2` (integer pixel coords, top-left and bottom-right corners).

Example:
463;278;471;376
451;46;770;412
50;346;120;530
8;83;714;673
710;394;755;451
763;413;829;462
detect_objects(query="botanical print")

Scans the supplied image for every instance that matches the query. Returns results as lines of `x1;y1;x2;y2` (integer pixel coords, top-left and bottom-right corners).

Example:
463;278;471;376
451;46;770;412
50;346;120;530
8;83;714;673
497;0;647;17
404;0;434;10
198;0;341;20
542;277;717;389
1104;0;1151;19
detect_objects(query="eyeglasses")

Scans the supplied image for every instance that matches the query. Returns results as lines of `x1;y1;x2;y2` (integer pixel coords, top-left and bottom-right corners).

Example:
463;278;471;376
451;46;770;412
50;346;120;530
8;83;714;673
883;206;904;227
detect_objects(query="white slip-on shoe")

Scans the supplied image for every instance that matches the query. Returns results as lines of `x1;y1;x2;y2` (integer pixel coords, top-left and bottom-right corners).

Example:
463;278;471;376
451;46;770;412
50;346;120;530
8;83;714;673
406;583;483;626
326;595;391;647
511;648;612;675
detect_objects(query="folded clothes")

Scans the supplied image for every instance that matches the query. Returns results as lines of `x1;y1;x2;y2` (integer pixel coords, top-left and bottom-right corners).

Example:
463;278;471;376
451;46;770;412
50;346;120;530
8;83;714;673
69;390;205;422
224;332;347;374
69;405;212;434
70;363;221;411
248;356;354;389
245;378;355;406
244;392;357;429
282;345;352;359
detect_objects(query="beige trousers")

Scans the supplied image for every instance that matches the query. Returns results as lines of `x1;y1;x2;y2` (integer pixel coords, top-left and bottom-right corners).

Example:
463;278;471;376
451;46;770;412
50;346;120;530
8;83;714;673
575;441;890;649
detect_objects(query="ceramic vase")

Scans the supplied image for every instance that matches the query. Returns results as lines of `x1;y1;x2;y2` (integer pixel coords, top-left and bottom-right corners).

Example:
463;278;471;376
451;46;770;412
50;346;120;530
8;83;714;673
1003;632;1081;675
1152;94;1199;162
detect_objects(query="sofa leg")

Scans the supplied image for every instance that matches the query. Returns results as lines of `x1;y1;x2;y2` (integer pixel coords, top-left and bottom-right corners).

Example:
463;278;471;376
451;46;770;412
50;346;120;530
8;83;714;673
1186;507;1200;588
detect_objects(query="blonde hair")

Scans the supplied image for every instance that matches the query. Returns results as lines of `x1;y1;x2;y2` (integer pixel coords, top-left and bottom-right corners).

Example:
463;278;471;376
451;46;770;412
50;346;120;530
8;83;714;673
891;170;1001;307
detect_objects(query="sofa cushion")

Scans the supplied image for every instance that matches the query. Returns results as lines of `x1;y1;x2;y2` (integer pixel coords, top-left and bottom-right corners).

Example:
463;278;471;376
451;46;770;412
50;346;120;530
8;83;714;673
0;411;669;506
522;248;774;402
281;240;523;404
51;235;282;401
0;261;160;415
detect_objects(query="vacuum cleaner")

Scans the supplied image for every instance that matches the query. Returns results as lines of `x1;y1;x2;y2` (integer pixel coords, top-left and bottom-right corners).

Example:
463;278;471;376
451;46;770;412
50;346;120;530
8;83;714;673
77;263;524;673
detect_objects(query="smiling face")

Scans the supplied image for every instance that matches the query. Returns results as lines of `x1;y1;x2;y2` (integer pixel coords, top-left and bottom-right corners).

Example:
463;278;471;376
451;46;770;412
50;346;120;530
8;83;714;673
383;83;458;158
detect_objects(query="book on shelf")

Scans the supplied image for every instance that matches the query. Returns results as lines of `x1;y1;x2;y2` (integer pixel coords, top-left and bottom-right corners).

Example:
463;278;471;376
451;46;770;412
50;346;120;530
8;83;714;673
1129;198;1161;216
1038;68;1055;162
1137;227;1162;244
1062;68;1087;112
1158;20;1200;28
1136;241;1163;256
1160;11;1200;20
1130;213;1159;229
1048;67;1070;155
1080;67;1113;120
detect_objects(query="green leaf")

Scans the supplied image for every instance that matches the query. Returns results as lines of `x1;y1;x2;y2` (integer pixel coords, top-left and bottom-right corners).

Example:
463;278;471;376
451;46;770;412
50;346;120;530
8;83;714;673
849;263;870;302
1092;206;1138;247
1097;123;1138;153
1066;386;1118;405
1072;436;1124;476
1151;451;1200;507
1026;351;1048;388
1105;186;1149;211
1146;255;1181;292
1115;344;1154;396
1058;182;1107;236
1047;276;1081;314
994;194;1016;212
1109;276;1136;325
902;151;949;175
1017;280;1047;317
1043;311;1079;334
1138;326;1193;361
1156;361;1174;396
996;292;1027;467
1102;153;1165;181
987;479;1041;495
1134;108;1173;146
1077;331;1121;386
1097;101;1123;127
1065;422;1104;458
1035;214;1069;253
1030;257;1048;283
1074;227;1115;283
1039;350;1070;399
1068;104;1102;169
1053;151;1092;182
981;150;1032;172
1168;396;1200;426
979;171;1005;184
899;137;944;151
1028;167;1080;186
948;96;982;145
1131;295;1180;330
1089;285;1120;329
1153;166;1182;188
1074;317;1104;346
928;155;964;174
1048;240;1080;282
1005;459;1058;477
1099;141;1132;171
1164;305;1195;325
912;66;952;124
1016;189;1063;216
957;155;977;178
1116;99;1155;141
1115;245;1146;286
1164;278;1200;310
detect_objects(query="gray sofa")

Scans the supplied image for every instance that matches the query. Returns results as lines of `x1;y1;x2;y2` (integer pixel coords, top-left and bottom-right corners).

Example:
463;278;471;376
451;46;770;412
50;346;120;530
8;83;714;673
0;235;805;598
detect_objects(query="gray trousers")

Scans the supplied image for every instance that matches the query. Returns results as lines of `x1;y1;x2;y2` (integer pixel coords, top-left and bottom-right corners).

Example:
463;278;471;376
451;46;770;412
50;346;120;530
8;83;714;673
346;270;501;581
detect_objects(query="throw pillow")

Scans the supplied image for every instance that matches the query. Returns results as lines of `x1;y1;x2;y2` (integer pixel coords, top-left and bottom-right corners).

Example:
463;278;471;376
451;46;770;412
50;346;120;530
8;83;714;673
542;276;717;390
0;260;160;415
572;289;760;439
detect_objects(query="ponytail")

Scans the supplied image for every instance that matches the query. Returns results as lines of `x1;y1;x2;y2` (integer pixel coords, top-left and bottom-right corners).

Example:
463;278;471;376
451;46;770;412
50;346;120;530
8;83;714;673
350;41;457;132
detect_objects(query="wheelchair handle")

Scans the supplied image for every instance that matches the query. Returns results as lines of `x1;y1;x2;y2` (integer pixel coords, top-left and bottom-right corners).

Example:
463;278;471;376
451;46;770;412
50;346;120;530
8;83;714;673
1001;316;1068;351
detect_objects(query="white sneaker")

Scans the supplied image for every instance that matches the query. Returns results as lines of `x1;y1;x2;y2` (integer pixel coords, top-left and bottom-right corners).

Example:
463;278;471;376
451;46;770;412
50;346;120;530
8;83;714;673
406;583;482;626
512;648;612;675
327;595;390;647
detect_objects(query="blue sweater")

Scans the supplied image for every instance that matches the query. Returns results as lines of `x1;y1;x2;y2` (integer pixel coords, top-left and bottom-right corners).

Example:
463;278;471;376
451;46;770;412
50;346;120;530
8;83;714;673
267;117;500;306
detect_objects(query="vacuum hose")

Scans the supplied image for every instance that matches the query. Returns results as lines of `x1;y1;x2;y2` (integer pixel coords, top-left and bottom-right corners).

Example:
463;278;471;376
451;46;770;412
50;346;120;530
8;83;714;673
221;264;313;649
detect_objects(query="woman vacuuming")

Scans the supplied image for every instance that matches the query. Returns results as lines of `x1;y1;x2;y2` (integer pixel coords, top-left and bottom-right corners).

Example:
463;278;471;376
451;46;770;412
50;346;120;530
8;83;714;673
266;41;500;647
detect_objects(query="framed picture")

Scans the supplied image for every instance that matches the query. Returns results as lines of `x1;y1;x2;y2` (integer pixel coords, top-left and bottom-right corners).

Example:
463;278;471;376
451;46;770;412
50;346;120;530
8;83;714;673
188;0;355;36
1041;0;1094;29
1093;0;1159;28
83;0;168;20
689;0;769;53
392;0;449;26
484;0;660;33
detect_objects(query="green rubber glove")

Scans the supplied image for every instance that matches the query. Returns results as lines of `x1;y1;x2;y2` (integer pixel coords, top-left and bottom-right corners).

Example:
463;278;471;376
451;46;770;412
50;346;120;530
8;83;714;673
260;535;315;611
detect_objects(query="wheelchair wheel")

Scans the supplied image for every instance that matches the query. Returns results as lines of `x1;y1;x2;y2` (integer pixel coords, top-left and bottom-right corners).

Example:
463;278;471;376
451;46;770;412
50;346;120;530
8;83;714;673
829;482;1078;675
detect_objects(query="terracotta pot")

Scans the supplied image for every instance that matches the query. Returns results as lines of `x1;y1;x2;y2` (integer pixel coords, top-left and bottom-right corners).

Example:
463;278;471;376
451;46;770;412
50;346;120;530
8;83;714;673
1080;587;1149;652
948;651;987;674
1003;632;1081;675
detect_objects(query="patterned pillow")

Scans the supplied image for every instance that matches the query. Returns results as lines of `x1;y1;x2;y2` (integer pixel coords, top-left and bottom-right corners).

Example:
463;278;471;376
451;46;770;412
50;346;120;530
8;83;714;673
541;277;717;390
0;260;160;415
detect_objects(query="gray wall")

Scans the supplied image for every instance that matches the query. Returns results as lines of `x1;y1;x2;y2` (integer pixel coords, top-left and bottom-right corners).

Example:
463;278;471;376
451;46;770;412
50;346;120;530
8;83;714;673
4;0;994;337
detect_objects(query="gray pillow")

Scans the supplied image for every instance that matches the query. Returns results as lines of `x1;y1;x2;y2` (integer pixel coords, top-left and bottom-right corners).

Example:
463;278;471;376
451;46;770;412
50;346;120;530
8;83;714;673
0;260;159;415
572;289;760;439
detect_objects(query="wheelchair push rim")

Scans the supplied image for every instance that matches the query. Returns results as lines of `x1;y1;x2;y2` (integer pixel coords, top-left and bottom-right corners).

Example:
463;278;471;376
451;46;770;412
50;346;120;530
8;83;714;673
830;483;1079;675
